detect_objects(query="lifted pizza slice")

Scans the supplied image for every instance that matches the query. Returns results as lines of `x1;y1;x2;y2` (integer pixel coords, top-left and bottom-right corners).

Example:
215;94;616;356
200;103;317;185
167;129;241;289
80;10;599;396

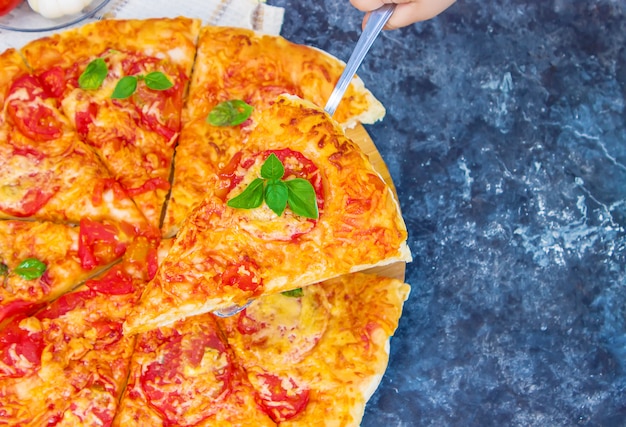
124;95;411;334
163;25;386;236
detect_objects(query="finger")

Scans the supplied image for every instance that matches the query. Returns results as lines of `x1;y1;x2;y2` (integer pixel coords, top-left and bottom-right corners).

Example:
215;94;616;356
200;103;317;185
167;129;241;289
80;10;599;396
363;0;456;29
350;0;385;12
351;0;416;11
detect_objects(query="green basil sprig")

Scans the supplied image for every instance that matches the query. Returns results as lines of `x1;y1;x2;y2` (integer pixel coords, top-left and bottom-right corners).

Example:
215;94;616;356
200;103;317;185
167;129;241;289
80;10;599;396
282;288;304;298
78;58;108;90
111;71;173;99
78;57;173;99
227;153;318;219
207;100;253;126
13;258;47;280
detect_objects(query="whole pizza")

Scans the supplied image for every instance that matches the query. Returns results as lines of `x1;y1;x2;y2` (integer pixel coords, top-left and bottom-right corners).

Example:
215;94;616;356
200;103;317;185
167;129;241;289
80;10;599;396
0;17;412;426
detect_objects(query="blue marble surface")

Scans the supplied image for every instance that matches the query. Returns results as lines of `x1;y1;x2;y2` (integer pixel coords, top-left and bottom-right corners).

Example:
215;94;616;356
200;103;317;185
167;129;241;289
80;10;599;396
270;1;626;425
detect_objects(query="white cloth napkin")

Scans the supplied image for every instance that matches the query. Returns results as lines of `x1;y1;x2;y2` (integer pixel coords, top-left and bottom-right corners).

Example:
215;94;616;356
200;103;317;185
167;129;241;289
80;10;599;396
0;0;284;51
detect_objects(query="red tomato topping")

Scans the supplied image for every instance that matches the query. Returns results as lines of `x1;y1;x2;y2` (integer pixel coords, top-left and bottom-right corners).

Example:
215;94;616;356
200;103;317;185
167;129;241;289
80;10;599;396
146;246;159;281
91;319;124;350
244;83;303;109
78;218;127;270
91;178;128;206
0;316;44;377
140;324;234;425
235;308;266;335
125;177;170;197
6;75;63;142
220;259;263;292
255;372;310;422
37;66;66;99
75;102;98;139
0;300;42;324
0;178;59;218
85;264;135;295
124;236;159;280
35;289;93;321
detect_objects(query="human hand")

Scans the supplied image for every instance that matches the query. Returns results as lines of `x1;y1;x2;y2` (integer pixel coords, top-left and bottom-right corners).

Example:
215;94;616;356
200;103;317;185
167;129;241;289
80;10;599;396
350;0;456;29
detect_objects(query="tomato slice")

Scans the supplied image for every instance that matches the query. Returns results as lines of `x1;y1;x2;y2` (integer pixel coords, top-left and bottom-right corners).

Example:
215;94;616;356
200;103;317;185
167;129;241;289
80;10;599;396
0;299;43;324
77;218;128;270
0;316;44;378
91;178;129;207
253;372;310;423
139;321;234;426
6;75;63;142
0;171;59;218
90;319;124;350
125;177;170;197
35;289;92;321
244;83;303;110
75;102;99;139
236;308;267;335
85;264;135;295
220;258;263;292
38;66;66;99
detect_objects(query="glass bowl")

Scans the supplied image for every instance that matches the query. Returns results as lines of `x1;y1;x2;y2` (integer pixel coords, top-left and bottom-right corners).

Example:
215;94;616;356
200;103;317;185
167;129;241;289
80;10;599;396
0;0;111;32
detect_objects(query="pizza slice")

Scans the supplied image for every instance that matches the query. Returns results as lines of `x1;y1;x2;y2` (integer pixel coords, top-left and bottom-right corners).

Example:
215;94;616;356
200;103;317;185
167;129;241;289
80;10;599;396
113;312;276;427
20;17;201;228
124;94;411;334
0;48;149;231
162;25;386;236
215;273;410;425
0;219;138;324
0;236;157;426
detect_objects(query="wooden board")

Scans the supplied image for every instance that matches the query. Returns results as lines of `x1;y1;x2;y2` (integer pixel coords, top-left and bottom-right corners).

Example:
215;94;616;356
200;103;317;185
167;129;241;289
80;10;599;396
345;124;407;282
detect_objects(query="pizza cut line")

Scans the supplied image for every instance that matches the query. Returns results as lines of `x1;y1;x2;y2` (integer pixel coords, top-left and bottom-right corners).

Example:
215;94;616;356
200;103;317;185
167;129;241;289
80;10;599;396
0;17;411;426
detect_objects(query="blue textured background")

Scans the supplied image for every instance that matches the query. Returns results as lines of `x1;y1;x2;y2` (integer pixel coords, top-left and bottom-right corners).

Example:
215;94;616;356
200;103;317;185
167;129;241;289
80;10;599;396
271;1;626;425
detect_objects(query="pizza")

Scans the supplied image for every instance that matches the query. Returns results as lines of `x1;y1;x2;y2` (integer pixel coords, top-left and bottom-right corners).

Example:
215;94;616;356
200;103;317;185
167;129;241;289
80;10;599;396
0;17;410;426
124;94;411;334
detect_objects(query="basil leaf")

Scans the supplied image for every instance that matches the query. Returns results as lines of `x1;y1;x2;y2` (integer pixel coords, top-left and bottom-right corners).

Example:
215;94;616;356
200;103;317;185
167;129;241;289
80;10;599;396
207;100;253;126
14;258;46;280
0;263;8;276
111;75;138;99
79;58;108;90
261;153;284;181
286;178;319;219
265;180;288;217
282;288;304;298
227;178;265;209
144;71;173;91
